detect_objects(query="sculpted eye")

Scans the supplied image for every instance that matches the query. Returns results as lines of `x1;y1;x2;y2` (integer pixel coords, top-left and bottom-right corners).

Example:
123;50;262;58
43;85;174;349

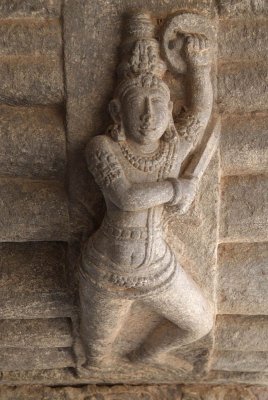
129;98;140;106
152;97;162;103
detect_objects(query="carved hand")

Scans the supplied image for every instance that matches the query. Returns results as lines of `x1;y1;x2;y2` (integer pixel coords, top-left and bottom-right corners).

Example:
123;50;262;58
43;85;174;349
168;178;198;214
184;34;211;68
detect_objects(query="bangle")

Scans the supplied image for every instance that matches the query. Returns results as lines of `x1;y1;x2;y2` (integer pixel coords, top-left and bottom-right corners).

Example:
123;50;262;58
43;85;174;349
167;178;182;206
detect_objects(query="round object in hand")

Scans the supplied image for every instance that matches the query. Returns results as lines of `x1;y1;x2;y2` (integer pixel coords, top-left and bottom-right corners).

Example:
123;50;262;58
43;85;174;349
161;13;216;74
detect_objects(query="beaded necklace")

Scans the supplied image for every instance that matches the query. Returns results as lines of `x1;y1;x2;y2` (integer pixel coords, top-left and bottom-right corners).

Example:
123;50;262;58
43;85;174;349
119;140;169;173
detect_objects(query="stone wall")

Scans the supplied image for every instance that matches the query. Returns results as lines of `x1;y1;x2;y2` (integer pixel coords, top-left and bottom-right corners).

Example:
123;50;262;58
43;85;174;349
0;0;267;392
0;384;267;399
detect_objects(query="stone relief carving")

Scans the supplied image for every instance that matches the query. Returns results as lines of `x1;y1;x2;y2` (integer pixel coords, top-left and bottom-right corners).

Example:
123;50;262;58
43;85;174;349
79;12;218;370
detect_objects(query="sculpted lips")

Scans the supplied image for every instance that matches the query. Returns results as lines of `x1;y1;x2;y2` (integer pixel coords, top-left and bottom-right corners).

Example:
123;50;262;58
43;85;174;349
139;126;156;135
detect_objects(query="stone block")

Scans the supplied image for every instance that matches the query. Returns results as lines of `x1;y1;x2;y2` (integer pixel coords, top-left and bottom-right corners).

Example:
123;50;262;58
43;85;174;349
166;156;219;302
0;384;267;400
220;113;268;176
1;368;76;386
0;242;74;319
218;0;268;17
0;20;61;56
0;347;74;371
0;105;66;179
0;319;73;348
0;385;182;400
205;370;268;385
212;350;268;372
219;20;268;62
220;175;268;242
215;315;268;351
0;57;63;105
0;178;69;241
217;243;268;315
218;64;268;113
0;0;61;18
182;385;268;399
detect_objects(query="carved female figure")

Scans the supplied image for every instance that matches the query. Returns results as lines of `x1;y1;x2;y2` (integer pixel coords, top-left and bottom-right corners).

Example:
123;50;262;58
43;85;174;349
79;13;214;369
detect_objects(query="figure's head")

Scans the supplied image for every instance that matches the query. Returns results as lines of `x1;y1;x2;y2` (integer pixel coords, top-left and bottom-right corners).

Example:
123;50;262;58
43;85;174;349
109;73;174;144
107;12;178;144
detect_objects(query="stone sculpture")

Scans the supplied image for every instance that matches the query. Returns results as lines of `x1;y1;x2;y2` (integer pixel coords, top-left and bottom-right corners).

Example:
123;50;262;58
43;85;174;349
79;12;215;369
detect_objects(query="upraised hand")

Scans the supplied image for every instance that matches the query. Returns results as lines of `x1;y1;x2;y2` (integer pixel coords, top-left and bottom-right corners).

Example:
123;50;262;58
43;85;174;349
184;34;211;68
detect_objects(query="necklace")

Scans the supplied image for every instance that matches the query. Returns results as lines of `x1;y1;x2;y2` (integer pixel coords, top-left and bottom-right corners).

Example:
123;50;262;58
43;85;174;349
119;140;169;172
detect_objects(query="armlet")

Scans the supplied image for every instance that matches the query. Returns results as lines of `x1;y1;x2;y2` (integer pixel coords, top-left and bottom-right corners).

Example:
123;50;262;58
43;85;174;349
89;149;124;189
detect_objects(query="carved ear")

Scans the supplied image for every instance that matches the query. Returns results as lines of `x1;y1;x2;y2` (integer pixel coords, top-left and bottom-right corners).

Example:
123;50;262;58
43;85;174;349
109;99;121;123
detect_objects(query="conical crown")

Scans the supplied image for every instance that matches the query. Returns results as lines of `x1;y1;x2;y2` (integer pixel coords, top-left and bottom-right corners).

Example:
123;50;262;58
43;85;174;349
116;13;169;99
118;13;166;79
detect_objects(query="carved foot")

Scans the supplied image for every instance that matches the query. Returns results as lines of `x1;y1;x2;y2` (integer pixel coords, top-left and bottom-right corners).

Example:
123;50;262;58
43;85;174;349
77;354;130;375
128;347;193;373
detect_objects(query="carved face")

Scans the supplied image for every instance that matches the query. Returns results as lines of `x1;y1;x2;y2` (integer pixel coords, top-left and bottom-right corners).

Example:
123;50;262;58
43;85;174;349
121;87;172;145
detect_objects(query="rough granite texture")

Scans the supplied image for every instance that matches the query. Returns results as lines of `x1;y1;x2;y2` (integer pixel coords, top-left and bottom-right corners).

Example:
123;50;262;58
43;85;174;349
0;384;267;399
0;0;267;394
0;105;66;179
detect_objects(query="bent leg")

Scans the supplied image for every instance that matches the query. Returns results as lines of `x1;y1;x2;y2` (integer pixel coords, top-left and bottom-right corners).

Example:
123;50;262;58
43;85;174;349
132;267;213;360
79;274;132;366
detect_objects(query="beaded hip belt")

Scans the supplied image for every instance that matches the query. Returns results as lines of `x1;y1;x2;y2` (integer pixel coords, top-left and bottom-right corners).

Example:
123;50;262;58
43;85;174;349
100;218;162;241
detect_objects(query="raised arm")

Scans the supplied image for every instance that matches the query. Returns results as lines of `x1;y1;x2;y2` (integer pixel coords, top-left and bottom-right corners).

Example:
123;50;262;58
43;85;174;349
86;137;174;212
176;34;213;155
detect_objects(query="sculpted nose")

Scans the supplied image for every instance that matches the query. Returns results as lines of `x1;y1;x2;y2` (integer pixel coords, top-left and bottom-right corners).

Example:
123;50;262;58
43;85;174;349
140;97;152;124
145;97;152;116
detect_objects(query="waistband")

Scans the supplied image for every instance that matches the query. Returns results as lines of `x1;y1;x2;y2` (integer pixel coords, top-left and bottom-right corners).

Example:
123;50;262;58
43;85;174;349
99;217;162;242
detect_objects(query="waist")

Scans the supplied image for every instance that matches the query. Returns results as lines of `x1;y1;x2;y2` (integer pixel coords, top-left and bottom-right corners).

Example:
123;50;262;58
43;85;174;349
99;217;162;242
80;242;177;293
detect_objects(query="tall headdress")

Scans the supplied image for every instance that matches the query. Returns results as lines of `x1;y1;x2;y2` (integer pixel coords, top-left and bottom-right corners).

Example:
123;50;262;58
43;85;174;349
115;13;170;100
109;13;177;142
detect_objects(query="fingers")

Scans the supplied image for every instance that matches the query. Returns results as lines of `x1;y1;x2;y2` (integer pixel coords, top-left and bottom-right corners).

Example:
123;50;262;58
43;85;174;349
186;35;194;52
185;33;209;51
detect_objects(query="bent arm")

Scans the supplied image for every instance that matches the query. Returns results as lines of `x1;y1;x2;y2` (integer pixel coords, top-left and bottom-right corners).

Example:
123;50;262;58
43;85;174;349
86;136;174;212
189;65;213;120
176;35;213;155
104;179;174;212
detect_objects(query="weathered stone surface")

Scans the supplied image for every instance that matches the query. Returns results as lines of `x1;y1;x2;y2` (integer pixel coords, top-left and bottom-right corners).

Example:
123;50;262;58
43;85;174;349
0;347;74;371
215;315;268;351
0;178;69;241
0;385;181;400
0;0;266;388
64;0;215;239
0;0;61;18
166;155;219;302
219;20;268;62
204;370;268;385
0;105;66;178
0;57;63;105
212;350;268;372
220;175;268;242
0;384;267;400
218;63;268;112
220;112;268;176
217;243;268;315
218;0;268;17
0;242;74;319
0;318;73;348
182;385;268;399
0;20;62;56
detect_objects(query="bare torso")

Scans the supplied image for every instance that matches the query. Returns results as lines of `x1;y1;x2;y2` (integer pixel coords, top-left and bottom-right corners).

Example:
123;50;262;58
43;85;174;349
89;136;184;269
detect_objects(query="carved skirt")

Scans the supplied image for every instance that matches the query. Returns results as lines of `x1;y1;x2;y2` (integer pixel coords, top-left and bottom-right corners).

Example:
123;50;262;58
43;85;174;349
79;238;179;299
